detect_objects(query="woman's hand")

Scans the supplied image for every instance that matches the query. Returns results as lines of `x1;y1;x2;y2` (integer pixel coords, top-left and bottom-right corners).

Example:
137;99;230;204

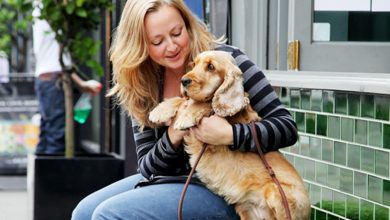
166;116;189;151
168;126;188;150
191;115;233;146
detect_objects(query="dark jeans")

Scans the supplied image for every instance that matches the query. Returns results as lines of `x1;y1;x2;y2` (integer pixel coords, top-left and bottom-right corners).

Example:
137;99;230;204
35;78;65;154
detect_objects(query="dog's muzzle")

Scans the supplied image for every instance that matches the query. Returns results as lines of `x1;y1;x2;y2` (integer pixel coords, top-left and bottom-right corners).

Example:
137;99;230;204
181;77;192;87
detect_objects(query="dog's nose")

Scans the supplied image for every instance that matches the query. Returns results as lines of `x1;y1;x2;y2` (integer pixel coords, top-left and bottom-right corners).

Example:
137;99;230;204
181;77;192;87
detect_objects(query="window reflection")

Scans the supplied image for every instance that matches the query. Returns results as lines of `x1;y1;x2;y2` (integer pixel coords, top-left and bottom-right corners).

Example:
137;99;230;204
313;0;390;42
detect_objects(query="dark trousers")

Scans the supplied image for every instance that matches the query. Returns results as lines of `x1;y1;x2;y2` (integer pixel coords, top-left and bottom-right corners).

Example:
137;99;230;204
34;78;65;153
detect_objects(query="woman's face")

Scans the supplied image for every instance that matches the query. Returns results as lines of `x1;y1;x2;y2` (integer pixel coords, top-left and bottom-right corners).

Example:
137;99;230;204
145;4;190;75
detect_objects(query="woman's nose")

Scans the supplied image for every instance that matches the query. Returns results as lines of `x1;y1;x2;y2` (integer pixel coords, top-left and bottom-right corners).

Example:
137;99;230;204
166;38;178;52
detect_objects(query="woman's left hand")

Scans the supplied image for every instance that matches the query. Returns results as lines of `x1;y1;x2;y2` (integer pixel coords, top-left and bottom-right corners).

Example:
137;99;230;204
191;115;233;146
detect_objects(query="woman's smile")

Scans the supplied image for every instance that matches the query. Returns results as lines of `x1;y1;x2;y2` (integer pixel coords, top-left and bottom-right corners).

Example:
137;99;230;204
145;4;190;74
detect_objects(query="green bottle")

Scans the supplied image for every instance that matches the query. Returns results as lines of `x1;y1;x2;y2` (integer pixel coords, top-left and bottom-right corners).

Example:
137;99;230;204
74;93;92;124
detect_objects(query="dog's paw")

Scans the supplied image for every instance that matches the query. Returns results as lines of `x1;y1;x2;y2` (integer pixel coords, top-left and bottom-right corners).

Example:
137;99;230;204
174;113;195;130
149;107;174;124
149;97;184;124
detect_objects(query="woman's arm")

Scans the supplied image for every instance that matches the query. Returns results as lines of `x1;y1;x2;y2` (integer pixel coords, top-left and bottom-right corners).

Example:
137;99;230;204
217;45;298;152
131;118;189;179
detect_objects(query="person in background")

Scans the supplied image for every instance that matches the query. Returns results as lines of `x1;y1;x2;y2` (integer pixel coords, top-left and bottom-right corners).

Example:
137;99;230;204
72;0;298;219
32;2;102;154
0;52;9;83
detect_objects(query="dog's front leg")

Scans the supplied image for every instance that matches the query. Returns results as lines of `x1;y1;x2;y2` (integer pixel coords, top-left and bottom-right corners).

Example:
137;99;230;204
149;97;185;124
174;101;212;130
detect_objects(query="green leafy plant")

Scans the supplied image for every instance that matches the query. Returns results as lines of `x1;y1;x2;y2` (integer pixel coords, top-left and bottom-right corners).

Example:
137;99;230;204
0;0;33;72
38;0;112;158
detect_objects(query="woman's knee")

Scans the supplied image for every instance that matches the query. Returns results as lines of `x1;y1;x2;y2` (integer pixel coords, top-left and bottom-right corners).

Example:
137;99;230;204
71;197;94;220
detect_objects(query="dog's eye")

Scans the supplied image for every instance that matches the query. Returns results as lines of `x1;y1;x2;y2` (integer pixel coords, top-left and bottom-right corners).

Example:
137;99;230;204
207;63;215;71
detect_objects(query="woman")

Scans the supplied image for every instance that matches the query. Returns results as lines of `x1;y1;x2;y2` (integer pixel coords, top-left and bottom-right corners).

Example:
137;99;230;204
72;0;298;219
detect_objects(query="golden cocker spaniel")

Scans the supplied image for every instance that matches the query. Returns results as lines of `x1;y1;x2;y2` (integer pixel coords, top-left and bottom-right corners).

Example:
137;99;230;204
149;51;310;220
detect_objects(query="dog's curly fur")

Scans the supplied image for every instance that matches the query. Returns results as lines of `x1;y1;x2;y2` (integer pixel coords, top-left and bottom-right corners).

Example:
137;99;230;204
149;51;310;220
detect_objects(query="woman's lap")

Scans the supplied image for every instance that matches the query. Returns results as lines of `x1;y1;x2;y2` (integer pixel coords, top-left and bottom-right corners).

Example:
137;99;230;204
72;173;239;220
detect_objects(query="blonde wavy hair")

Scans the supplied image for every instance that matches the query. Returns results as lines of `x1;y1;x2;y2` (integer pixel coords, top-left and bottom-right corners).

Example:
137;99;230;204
108;0;224;129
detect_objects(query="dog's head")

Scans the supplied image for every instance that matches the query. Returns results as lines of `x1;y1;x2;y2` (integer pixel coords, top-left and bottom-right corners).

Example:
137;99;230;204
181;51;249;117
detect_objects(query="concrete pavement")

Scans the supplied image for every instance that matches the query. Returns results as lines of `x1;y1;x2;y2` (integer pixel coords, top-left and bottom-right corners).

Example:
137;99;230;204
0;176;29;220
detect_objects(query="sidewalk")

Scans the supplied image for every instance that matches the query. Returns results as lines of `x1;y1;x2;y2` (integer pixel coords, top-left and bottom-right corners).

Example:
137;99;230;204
0;176;29;220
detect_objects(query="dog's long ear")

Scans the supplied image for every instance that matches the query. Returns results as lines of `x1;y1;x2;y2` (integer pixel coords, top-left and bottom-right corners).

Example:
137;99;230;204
212;64;249;117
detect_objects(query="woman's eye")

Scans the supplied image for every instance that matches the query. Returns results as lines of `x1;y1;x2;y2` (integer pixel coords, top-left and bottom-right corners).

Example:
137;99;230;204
152;41;162;46
173;31;181;37
207;63;215;71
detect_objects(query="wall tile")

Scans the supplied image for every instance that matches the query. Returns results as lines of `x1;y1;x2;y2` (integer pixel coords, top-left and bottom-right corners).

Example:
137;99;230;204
290;89;300;109
361;147;375;173
346;195;359;220
316;209;327;220
295;111;305;132
317;114;327;136
374;204;389;220
322;139;334;162
333;191;346;217
280;87;290;107
309;136;321;159
323;90;335;113
300;135;310;157
316;162;328;185
282;87;390;219
328;165;340;189
311;184;322;207
375;95;390;121
306;113;316;134
295;155;305;177
341;118;354;142
354;171;367;198
327;214;339;220
311;90;322;111
360;200;374;220
384;179;390;206
289;141;300;154
368;175;383;203
328;116;341;139
305;159;316;181
368;121;382;148
335;92;347;115
301;89;311;110
362;94;375;118
334;141;346;166
384;124;390;149
348;93;361;117
340;168;353;194
348;144;361;169
375;150;389;177
354;119;368;145
322;188;333;211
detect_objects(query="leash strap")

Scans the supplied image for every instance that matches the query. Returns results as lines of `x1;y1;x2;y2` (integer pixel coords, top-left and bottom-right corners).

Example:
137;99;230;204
178;143;208;220
250;122;292;220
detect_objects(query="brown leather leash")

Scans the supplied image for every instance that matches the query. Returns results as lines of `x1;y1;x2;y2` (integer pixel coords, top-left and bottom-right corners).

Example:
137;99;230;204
178;122;292;220
250;121;292;220
178;143;208;220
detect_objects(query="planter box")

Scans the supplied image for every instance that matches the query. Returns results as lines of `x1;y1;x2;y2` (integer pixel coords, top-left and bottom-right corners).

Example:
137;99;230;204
27;153;124;220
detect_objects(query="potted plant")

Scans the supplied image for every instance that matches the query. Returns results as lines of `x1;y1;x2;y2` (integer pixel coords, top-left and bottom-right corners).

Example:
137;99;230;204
26;1;124;220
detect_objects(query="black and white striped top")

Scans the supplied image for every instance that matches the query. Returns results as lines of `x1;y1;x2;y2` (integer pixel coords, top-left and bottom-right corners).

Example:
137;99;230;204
131;44;298;180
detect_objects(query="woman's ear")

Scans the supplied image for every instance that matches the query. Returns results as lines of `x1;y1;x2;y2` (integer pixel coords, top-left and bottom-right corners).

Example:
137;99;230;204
212;65;249;117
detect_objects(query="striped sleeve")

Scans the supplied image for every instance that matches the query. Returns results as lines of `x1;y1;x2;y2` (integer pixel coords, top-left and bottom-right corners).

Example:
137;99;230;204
216;45;298;152
131;118;189;179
